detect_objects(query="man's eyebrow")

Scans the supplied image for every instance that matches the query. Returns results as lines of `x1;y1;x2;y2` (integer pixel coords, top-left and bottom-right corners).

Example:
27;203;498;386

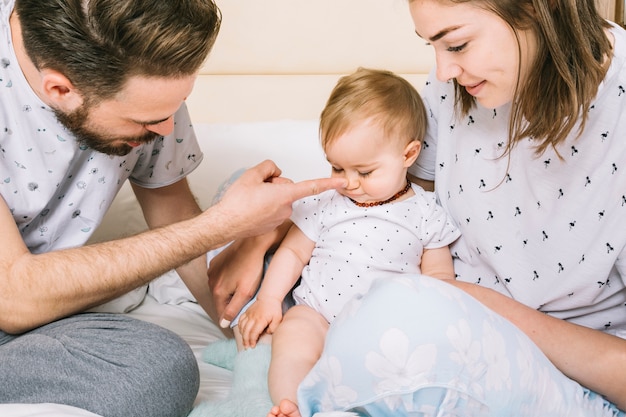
133;116;171;126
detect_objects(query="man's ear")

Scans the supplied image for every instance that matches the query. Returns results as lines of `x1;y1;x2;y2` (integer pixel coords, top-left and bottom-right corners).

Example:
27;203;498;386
39;69;83;111
403;140;422;167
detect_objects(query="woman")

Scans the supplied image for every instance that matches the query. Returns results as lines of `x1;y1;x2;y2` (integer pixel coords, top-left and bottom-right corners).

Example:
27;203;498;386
292;0;626;415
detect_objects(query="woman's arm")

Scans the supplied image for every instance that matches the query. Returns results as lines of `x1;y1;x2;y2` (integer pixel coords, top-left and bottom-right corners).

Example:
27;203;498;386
448;280;626;409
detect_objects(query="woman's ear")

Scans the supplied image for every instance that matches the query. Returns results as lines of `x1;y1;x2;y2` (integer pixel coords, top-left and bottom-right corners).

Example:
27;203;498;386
39;69;84;111
403;140;422;167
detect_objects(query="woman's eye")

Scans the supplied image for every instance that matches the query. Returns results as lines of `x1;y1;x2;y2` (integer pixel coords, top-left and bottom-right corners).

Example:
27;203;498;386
447;43;467;52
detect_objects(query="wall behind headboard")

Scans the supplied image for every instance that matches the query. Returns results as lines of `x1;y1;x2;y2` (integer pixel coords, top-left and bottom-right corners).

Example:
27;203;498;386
186;0;625;124
185;0;434;123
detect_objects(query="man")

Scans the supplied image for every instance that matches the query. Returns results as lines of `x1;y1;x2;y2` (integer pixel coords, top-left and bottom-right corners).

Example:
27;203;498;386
0;1;344;416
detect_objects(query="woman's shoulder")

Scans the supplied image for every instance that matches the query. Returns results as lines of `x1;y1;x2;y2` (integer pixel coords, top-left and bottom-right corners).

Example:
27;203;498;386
607;22;626;79
609;21;626;46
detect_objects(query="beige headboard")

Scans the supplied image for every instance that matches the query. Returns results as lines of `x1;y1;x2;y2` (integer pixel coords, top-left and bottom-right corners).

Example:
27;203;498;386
185;0;624;124
185;0;435;124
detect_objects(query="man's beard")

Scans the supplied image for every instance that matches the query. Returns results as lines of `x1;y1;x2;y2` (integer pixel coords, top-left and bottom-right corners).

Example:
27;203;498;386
54;105;159;157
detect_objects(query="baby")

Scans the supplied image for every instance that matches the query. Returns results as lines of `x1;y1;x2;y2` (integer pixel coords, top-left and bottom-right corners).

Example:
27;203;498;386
235;68;460;417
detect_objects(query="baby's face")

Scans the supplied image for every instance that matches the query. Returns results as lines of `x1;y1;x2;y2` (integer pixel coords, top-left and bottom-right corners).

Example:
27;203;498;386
324;118;415;205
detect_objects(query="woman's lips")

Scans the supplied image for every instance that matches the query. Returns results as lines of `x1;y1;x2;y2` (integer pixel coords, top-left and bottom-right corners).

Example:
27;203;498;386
464;80;485;96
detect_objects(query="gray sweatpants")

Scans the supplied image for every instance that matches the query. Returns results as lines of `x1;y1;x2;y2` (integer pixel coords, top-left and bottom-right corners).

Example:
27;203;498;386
0;313;199;417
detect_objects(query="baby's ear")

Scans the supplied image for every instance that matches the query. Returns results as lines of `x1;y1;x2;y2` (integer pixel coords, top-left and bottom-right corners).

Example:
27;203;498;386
403;140;422;167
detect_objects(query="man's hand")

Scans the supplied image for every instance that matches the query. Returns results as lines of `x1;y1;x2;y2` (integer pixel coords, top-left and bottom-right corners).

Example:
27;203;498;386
208;238;266;328
210;160;345;240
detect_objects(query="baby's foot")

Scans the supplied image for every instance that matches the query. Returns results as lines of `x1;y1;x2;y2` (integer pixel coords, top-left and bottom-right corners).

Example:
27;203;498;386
267;399;301;417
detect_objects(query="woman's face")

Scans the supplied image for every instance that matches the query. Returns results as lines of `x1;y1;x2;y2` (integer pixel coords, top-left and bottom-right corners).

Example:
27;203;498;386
409;0;537;109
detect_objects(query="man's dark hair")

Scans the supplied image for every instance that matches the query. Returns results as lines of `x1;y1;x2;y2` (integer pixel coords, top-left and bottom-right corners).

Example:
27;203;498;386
15;0;222;101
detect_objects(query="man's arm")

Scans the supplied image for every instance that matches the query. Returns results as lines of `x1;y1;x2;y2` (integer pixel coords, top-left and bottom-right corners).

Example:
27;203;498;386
131;178;218;320
0;160;346;334
0;191;216;334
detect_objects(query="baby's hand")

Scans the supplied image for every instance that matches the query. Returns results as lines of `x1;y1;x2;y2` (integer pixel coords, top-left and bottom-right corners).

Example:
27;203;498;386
238;297;283;348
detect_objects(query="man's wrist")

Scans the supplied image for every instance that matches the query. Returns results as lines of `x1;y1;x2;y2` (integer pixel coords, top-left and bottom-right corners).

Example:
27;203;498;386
240;220;291;253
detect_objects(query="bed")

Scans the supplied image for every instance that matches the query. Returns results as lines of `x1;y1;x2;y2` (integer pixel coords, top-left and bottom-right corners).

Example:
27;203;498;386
0;0;433;415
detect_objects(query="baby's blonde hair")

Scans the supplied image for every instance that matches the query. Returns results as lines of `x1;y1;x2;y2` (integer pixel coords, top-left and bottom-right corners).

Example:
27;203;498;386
320;68;427;150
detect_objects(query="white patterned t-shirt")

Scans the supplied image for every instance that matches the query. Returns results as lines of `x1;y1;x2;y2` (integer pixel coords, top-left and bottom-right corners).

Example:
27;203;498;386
410;23;626;335
290;185;460;322
0;0;203;253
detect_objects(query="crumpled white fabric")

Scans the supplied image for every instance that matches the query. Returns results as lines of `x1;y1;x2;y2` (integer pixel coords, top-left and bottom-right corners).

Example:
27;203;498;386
0;403;102;417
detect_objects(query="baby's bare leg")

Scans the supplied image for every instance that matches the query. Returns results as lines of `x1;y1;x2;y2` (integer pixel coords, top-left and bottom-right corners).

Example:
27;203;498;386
268;305;328;416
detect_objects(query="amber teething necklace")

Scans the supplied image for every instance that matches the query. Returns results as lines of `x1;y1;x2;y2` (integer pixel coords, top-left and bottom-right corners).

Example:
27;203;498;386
349;178;412;208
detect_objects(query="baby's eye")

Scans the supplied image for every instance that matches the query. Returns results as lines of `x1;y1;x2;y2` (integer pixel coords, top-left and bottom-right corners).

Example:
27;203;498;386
359;171;372;177
447;43;467;52
331;166;343;173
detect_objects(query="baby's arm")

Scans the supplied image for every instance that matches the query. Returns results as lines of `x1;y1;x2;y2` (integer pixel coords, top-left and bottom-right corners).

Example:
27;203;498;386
238;224;315;348
420;246;455;280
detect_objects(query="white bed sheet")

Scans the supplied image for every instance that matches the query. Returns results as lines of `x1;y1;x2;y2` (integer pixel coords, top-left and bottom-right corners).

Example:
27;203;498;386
0;404;102;417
